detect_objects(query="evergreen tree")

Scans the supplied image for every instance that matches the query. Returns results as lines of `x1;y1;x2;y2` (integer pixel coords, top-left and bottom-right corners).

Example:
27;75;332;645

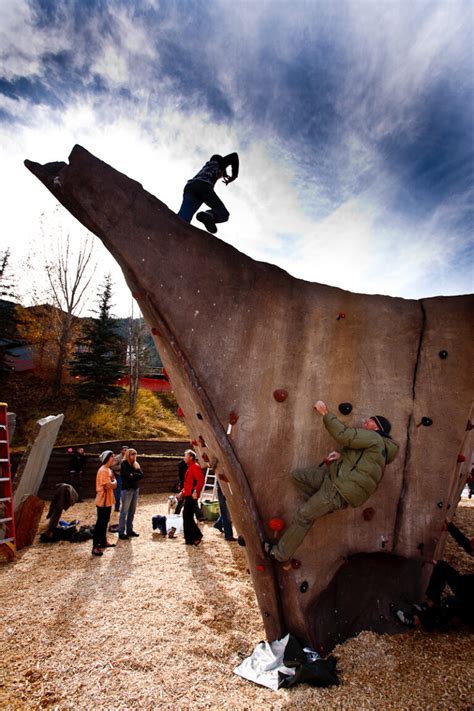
70;277;125;400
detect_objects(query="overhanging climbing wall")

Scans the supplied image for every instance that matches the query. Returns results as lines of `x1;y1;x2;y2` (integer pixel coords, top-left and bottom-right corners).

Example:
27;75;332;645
25;146;474;652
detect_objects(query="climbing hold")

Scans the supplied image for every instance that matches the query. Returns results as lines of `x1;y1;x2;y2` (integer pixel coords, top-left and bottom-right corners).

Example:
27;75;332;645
196;413;203;420
237;536;246;547
447;504;451;510
457;453;467;463
438;350;448;359
191;439;198;446
362;507;375;521
379;614;385;621
466;420;473;431
151;327;161;336
381;537;387;548
132;292;139;299
177;407;184;418
264;612;270;618
417;543;424;553
300;581;309;593
256;563;265;572
201;453;210;463
198;435;207;447
437;501;443;508
338;402;352;416
389;603;395;611
337;311;346;320
229;411;239;425
290;558;301;570
416;416;433;427
268;518;285;536
273;389;288;403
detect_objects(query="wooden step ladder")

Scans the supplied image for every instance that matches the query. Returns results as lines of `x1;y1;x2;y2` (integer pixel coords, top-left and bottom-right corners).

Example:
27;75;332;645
0;403;16;561
200;467;218;502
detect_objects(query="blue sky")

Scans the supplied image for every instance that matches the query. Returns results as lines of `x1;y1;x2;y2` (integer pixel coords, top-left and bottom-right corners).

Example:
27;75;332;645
0;0;472;315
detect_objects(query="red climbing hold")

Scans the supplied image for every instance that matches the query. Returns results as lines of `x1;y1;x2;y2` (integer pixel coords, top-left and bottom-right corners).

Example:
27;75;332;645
290;558;301;570
337;311;346;320
466;420;473;431
269;518;285;535
151;327;161;336
229;411;239;425
202;453;210;463
457;453;467;463
191;439;198;446
273;389;288;402
363;507;375;521
177;407;184;418
198;435;207;447
256;563;265;572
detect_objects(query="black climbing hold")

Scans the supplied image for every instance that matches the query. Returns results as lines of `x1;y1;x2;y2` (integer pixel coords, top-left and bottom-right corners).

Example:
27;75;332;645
417;543;424;552
447;504;451;510
300;581;308;593
438;350;448;359
379;614;385;621
338;402;352;416
389;603;395;610
196;412;203;420
237;536;246;547
421;417;433;427
437;501;443;508
264;612;270;618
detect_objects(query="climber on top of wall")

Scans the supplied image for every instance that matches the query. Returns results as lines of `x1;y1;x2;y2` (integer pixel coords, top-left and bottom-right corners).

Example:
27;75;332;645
177;152;239;234
266;401;399;565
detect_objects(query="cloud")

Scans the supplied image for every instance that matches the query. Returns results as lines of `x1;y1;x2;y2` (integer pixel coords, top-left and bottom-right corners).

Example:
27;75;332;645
0;0;472;315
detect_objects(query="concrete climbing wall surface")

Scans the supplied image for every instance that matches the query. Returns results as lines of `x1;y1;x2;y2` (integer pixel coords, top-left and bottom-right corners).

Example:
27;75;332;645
13;414;64;512
25;146;474;651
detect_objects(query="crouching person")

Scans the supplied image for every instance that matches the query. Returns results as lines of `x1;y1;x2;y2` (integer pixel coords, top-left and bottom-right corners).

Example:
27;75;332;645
269;400;399;563
118;448;144;540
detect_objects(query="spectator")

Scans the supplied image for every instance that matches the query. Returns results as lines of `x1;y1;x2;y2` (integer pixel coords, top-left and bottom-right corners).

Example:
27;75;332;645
92;451;117;557
214;481;236;541
118;448;144;540
396;520;473;629
181;450;205;546
175;457;204;520
111;445;128;512
69;446;86;502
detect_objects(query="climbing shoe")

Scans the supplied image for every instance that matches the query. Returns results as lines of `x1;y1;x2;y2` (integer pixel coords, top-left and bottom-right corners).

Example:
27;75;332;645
196;212;217;234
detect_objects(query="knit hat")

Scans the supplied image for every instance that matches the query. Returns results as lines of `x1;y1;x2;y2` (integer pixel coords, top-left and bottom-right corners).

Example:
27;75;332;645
370;415;391;435
100;450;114;464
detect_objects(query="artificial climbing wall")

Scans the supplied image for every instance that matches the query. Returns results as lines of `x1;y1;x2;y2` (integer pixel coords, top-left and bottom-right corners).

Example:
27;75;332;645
25;146;473;651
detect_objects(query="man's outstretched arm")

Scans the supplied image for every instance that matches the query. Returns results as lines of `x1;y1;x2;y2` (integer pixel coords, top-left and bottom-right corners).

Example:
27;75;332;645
222;152;239;183
314;400;380;449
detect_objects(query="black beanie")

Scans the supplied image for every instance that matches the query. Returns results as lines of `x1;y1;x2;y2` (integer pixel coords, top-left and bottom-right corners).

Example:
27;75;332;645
371;415;391;435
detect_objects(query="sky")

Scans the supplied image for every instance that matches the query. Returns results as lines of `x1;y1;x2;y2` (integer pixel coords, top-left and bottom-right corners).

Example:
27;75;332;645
0;0;473;316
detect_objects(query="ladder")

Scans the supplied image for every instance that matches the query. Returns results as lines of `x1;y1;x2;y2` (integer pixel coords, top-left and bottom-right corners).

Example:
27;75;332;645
200;467;218;502
0;403;16;560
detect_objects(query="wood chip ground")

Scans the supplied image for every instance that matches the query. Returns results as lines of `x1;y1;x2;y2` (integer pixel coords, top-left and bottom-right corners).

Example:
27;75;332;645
1;496;472;709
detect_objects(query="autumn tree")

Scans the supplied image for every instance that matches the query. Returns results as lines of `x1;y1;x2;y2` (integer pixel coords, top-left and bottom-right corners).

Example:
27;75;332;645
0;250;19;383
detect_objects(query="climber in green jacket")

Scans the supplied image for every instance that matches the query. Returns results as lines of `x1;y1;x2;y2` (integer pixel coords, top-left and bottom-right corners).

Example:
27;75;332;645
269;400;399;564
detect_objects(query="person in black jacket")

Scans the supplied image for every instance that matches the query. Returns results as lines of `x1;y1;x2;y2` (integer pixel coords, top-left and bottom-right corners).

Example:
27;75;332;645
395;520;473;629
177;152;239;234
118;449;144;540
69;446;86;502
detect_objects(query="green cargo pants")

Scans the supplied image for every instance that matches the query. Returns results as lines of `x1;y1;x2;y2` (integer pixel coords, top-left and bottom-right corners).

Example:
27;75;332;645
272;466;347;562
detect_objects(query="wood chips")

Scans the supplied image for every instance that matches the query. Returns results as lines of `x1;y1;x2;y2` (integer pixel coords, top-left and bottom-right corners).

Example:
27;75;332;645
1;496;472;710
